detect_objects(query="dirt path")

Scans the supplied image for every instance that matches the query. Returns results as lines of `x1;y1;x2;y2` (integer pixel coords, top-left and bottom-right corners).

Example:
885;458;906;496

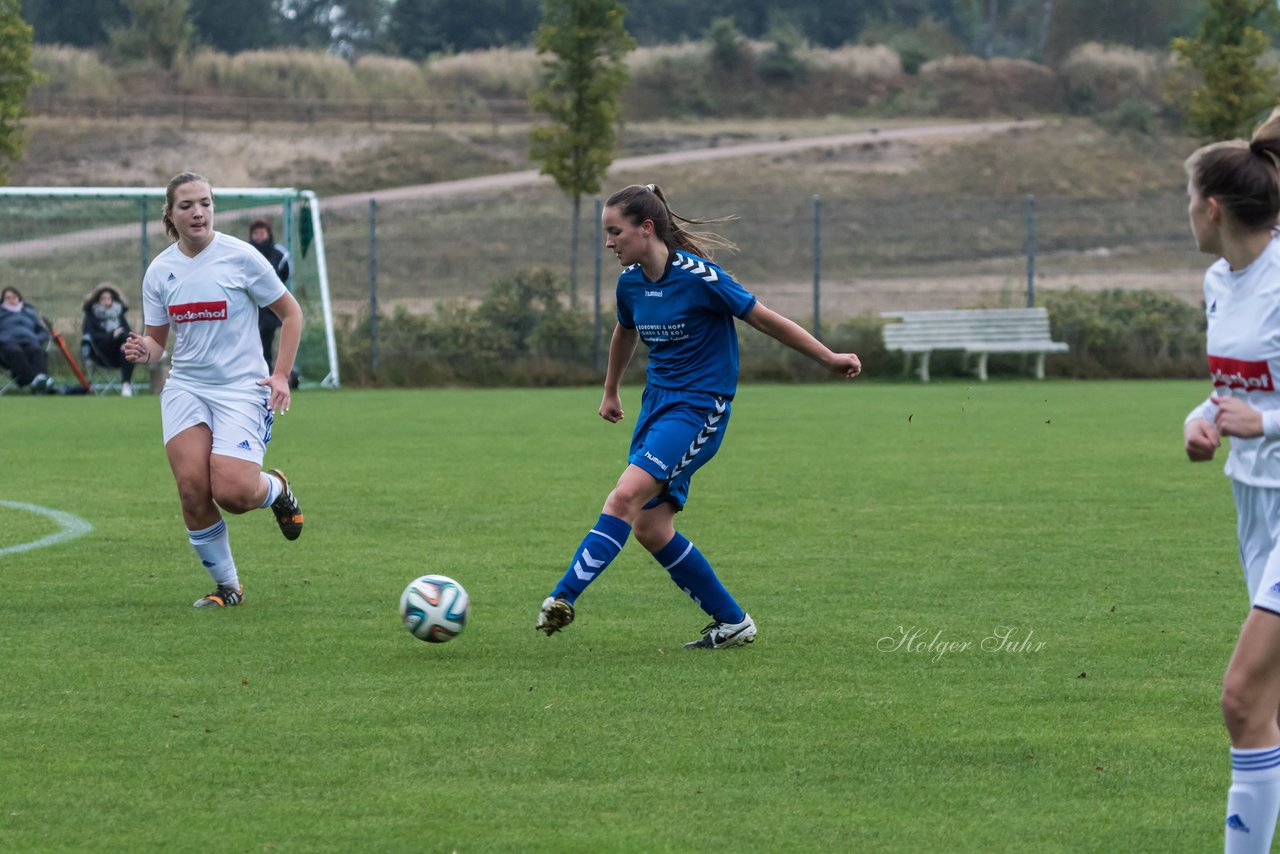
320;119;1043;210
0;119;1040;262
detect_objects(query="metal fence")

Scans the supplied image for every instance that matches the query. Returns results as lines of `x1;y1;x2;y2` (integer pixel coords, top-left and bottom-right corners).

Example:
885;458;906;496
0;185;1207;348
337;187;1206;338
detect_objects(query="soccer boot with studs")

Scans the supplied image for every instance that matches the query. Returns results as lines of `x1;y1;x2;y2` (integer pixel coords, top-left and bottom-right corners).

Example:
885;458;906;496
683;612;757;649
193;584;244;608
536;596;574;636
267;469;304;541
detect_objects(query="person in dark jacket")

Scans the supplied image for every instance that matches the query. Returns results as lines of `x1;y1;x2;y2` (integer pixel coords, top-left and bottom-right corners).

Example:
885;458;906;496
248;220;292;368
82;284;136;396
0;287;54;393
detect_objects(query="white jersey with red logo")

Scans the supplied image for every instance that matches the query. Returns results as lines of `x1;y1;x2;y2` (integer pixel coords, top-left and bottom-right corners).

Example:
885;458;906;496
142;231;286;398
1187;235;1280;487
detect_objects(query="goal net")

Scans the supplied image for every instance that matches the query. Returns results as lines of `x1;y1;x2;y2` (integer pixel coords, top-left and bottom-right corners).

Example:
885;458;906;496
0;186;340;388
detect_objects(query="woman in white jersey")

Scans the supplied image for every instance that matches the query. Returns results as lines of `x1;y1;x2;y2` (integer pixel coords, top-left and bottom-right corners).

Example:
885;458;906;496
534;183;861;649
1183;109;1280;853
123;172;305;608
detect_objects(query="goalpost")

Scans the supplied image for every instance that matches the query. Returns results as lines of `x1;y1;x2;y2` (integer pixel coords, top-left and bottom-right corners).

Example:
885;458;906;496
0;186;340;388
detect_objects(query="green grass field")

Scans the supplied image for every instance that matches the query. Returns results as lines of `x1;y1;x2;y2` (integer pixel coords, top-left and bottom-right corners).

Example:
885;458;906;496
0;381;1246;852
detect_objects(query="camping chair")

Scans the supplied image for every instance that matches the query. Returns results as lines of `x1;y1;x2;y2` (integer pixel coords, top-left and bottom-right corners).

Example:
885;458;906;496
0;349;17;396
0;335;58;395
81;333;124;395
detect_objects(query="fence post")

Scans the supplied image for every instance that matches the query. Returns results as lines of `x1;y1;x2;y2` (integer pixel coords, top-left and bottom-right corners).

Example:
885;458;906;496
1025;193;1036;307
370;198;379;377
812;194;822;340
593;196;603;374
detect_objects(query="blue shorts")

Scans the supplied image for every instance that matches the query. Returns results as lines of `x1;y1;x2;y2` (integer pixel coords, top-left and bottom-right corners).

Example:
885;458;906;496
628;385;731;511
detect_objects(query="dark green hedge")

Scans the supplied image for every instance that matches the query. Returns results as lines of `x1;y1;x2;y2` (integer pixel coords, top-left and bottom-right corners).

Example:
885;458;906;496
323;273;1208;387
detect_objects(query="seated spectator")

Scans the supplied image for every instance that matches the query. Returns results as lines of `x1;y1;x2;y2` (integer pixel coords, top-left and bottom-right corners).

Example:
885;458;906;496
0;286;54;393
82;284;136;396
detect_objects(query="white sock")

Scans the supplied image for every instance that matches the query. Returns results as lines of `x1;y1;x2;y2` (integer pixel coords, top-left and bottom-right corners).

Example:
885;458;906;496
258;471;282;509
187;518;239;589
1227;745;1280;853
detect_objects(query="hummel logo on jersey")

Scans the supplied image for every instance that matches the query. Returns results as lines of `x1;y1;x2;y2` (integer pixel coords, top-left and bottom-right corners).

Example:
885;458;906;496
170;300;228;324
645;289;663;297
675;253;719;284
1227;813;1251;833
237;440;251;450
1209;355;1274;392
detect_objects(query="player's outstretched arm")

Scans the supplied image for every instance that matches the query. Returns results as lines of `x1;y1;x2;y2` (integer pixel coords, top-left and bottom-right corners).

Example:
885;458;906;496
743;302;861;378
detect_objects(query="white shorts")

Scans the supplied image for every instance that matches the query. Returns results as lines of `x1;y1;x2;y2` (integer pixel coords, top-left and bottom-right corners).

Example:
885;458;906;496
161;384;273;465
1232;481;1280;614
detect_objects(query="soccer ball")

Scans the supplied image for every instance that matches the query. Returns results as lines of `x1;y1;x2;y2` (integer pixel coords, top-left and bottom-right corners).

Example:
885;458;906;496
399;574;470;643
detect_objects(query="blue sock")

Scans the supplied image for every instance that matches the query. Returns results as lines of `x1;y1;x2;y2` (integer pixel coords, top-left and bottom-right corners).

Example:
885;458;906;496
551;514;631;604
653;532;744;623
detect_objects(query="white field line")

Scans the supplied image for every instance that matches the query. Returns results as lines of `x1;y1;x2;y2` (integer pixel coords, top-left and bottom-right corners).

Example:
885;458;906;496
0;500;94;556
0;119;1042;260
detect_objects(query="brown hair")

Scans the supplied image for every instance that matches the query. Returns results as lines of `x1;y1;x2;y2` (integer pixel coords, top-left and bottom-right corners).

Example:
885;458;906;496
162;171;212;241
604;184;737;259
83;284;125;311
1186;108;1280;231
248;219;274;242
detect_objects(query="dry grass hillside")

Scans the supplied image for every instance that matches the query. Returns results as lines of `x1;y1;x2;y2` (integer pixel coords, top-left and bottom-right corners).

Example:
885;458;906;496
5;112;1206;324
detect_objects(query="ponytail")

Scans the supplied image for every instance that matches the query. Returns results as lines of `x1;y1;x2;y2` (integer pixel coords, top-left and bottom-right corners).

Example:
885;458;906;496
1186;109;1280;231
604;184;737;259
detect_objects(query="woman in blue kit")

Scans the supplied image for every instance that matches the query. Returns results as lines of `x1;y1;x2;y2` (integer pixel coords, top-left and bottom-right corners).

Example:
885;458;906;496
536;183;861;648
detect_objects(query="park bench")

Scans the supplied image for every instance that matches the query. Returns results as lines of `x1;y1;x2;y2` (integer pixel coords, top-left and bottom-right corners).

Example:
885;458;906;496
880;307;1069;382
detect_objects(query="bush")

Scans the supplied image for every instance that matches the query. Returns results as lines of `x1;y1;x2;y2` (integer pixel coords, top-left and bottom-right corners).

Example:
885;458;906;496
423;47;539;101
707;17;747;73
1093;97;1158;135
338;268;597;387
179;48;364;99
30;45;122;98
1042;287;1205;378
352;55;429;101
759;22;808;85
860;15;966;76
913;56;1064;116
1059;42;1165;115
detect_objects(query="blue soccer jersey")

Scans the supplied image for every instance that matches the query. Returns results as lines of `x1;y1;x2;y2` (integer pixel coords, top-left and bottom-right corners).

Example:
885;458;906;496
616;250;757;397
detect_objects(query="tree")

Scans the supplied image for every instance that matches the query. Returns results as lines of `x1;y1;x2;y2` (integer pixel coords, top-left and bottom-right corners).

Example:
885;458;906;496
1172;0;1279;141
528;0;634;307
20;0;126;47
0;0;35;183
109;0;194;69
388;0;539;58
188;0;279;52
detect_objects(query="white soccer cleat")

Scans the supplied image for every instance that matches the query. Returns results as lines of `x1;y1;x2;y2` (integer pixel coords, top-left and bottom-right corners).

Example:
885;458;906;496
684;613;757;649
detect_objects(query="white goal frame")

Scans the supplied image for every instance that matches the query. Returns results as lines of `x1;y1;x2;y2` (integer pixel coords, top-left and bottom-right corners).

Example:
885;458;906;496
0;186;340;388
